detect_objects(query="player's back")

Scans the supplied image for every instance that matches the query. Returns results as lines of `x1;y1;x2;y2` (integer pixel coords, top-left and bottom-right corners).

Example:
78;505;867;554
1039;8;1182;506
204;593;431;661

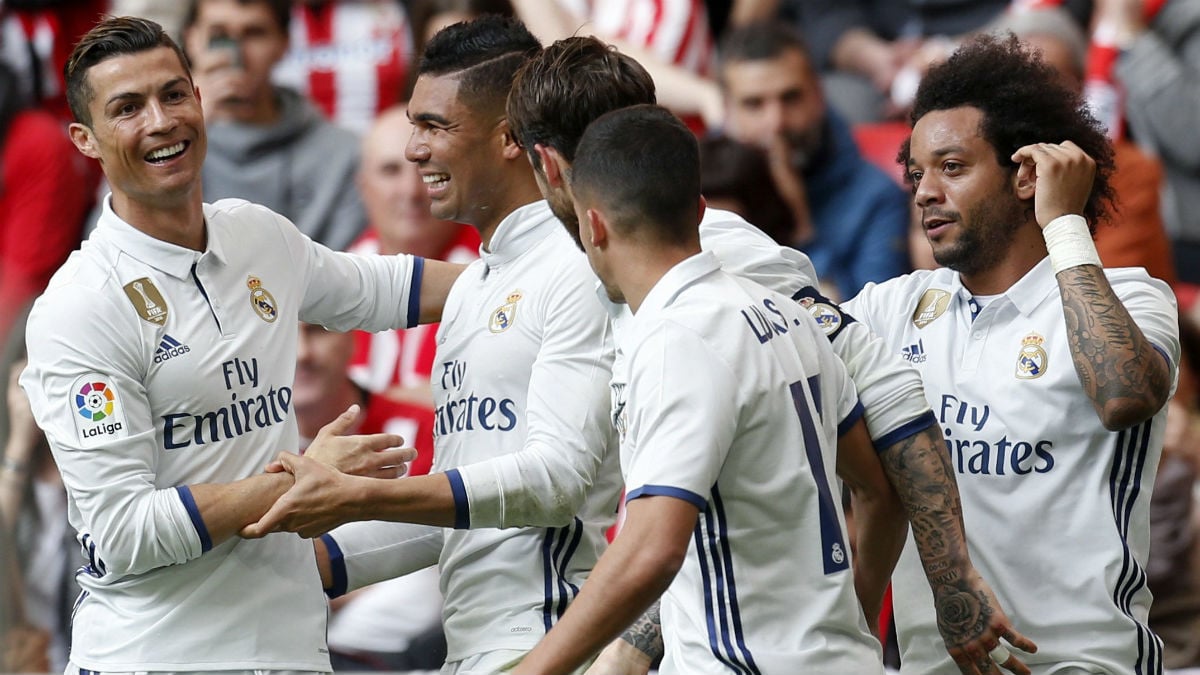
621;255;882;674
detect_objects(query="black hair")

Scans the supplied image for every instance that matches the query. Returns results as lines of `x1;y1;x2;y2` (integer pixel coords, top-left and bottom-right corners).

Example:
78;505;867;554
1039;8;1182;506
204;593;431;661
418;14;539;118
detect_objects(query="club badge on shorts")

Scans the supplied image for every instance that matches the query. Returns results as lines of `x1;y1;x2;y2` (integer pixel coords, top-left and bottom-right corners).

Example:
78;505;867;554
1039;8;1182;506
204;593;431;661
247;275;278;323
122;277;168;325
489;290;522;333
912;289;951;328
1015;332;1048;379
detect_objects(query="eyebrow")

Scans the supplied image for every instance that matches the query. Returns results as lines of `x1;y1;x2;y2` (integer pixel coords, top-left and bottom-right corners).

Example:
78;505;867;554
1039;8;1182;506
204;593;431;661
907;145;967;167
410;111;452;126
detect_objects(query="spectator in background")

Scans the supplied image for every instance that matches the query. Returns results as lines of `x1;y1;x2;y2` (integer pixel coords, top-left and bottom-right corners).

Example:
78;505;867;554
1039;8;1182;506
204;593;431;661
292;322;445;671
0;61;91;346
183;0;367;251
986;7;1177;286
1101;0;1200;285
718;21;909;300
272;0;414;135
409;0;516;52
347;105;479;407
698;134;793;245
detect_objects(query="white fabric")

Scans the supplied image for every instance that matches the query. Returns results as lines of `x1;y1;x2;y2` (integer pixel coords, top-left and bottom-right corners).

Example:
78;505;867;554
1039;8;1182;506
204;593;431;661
21;196;419;672
423;200;618;661
1043;214;1102;273
622;251;882;675
845;258;1181;675
327;566;443;653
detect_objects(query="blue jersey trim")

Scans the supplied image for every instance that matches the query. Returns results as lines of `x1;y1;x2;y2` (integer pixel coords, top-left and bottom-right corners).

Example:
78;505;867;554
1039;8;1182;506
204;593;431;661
837;401;866;437
175;486;212;552
407;257;425;328
541;518;583;631
1151;343;1172;371
627;485;708;511
873;410;938;452
321;534;349;599
445;468;470;529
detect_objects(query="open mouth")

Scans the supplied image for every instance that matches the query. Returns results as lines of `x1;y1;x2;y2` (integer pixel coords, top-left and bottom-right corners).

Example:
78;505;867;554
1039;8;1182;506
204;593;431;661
145;141;188;165
923;217;954;237
422;172;450;191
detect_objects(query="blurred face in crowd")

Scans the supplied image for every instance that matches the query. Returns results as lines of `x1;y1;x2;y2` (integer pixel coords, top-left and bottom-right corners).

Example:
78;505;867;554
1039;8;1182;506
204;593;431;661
69;46;206;213
722;47;825;169
405;73;510;232
293;322;355;414
359;106;464;258
184;0;289;121
906;106;1023;277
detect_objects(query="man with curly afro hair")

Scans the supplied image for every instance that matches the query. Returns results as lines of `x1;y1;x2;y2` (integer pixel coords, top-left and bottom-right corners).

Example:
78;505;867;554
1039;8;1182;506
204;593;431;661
843;33;1181;675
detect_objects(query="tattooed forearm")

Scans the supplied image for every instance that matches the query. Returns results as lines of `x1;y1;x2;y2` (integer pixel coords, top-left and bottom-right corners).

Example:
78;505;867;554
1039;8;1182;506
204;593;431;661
620;599;664;661
1057;265;1170;430
878;425;996;648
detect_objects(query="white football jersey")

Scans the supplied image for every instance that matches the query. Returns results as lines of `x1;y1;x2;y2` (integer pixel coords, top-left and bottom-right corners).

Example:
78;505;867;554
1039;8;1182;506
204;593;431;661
20;197;420;671
622;251;883;674
845;259;1180;675
429;201;620;661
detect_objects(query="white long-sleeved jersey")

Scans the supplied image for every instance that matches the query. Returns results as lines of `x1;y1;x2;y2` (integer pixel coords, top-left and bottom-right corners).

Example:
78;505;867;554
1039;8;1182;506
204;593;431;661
845;260;1180;675
20;197;421;672
424;201;618;661
622;252;883;674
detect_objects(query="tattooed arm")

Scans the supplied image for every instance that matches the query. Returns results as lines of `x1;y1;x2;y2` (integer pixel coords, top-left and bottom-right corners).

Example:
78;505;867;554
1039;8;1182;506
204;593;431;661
1011;140;1172;431
582;601;660;675
1058;264;1171;429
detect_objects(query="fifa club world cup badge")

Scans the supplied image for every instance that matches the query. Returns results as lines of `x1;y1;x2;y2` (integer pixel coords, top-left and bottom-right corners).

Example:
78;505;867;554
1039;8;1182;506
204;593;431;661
489;290;522;333
1015;332;1048;379
122;277;169;325
912;289;951;329
247;275;278;323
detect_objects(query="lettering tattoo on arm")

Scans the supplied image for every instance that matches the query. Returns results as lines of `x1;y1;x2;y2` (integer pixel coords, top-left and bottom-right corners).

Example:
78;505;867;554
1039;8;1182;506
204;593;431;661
878;426;995;650
620;598;664;661
1058;265;1170;429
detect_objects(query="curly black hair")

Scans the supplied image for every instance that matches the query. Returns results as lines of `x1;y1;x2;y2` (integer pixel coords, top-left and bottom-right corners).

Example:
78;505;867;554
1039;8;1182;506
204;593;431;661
902;33;1116;229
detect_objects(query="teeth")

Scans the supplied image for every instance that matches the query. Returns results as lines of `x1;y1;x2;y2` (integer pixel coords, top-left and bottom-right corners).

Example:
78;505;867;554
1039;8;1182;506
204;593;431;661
422;174;449;185
147;142;185;161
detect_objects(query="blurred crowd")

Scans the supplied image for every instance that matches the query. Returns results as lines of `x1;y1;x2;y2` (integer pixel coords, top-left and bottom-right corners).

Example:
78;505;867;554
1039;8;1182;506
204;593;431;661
2;0;1200;672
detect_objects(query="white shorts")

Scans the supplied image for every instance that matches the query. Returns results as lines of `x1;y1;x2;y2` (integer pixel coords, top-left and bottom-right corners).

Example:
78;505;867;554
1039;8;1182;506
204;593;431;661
439;649;592;675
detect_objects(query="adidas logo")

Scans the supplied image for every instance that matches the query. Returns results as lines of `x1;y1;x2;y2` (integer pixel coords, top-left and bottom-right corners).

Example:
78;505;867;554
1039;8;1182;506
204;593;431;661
154;334;191;364
901;339;927;363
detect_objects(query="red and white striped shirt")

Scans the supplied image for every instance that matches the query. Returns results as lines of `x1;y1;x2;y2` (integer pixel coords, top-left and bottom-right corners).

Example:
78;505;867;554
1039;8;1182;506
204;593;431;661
579;0;715;77
273;0;413;135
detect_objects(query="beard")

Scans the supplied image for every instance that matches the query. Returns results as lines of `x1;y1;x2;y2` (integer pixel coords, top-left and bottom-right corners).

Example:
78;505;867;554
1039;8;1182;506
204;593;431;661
930;193;1025;277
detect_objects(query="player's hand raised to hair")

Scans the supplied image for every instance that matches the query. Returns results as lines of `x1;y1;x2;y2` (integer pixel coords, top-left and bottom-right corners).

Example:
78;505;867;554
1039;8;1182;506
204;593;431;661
939;568;1037;675
241;453;361;539
1011;141;1095;229
297;404;415;479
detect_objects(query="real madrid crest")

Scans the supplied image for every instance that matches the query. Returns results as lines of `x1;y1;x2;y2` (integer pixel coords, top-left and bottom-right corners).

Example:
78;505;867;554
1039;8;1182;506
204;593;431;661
797;297;843;336
912;289;951;328
1015;331;1048;379
122;277;169;325
489;290;522;333
247;275;278;323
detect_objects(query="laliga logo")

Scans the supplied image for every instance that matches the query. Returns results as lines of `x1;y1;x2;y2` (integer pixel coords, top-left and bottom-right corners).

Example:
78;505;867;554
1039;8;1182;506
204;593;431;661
76;381;124;438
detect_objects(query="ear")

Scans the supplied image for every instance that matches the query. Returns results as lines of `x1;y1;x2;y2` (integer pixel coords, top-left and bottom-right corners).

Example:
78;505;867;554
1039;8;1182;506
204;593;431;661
1013;158;1036;201
532;144;567;188
69;122;101;160
697;194;707;223
584;206;608;250
499;119;524;160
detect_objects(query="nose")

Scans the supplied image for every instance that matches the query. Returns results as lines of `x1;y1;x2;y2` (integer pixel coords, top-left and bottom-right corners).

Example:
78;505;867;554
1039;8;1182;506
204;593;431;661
145;99;176;134
405;128;429;163
761;101;786;136
913;171;942;209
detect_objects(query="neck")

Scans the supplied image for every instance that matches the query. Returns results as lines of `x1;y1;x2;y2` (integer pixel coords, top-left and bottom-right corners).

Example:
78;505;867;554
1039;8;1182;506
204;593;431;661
958;224;1049;295
111;188;207;251
297;379;363;441
476;173;544;250
620;243;698;314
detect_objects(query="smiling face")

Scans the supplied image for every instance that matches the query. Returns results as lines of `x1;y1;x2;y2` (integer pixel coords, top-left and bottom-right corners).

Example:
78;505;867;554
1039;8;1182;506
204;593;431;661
69;46;206;214
906;106;1025;277
405;73;509;233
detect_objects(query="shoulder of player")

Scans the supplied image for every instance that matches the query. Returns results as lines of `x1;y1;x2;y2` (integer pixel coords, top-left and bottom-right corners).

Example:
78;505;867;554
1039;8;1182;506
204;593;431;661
1102;265;1176;302
847;269;945;312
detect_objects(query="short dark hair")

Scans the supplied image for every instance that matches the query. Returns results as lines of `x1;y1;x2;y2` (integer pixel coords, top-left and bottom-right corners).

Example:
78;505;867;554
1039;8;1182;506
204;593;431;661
572;104;700;246
419;14;539;119
183;0;292;35
902;33;1116;229
716;21;810;87
507;36;655;165
700;134;793;245
65;16;192;126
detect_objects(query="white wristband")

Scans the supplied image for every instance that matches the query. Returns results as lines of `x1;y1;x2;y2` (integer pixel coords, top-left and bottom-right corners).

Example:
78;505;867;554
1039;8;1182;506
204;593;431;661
1043;214;1101;274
